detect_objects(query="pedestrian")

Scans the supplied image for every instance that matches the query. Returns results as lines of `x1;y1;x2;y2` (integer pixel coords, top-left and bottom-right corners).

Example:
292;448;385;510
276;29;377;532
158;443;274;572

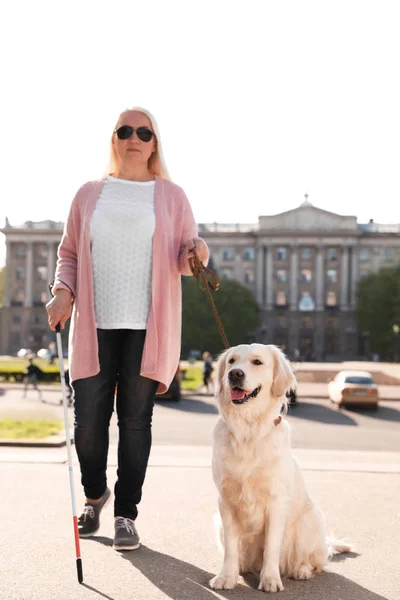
59;368;73;407
22;355;43;401
46;107;209;551
202;351;214;394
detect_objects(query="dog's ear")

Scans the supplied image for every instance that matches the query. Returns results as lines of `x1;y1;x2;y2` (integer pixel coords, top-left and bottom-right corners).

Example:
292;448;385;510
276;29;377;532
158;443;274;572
269;345;296;398
214;348;230;397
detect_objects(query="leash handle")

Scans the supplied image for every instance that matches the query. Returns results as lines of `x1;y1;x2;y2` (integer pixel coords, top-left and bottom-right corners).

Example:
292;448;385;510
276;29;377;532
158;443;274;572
188;247;230;350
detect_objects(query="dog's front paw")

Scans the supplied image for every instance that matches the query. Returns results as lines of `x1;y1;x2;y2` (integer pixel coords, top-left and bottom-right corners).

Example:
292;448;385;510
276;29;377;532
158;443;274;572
209;572;238;590
293;563;313;580
258;572;284;593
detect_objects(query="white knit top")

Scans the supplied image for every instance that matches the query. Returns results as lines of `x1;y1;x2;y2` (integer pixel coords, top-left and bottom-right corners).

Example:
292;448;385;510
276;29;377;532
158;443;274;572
90;176;155;329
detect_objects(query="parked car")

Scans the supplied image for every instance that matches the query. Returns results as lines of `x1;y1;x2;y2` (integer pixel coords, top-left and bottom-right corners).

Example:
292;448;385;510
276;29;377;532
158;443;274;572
17;348;33;358
328;370;379;409
157;367;181;402
286;388;297;406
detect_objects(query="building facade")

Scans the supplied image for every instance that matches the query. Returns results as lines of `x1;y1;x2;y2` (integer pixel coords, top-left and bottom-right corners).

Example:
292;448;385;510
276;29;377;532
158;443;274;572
0;219;62;354
198;199;400;360
1;200;400;358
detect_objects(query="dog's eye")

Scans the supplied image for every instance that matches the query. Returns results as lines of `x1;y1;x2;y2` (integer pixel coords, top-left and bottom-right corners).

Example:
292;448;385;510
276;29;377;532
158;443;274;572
253;359;263;365
228;358;235;364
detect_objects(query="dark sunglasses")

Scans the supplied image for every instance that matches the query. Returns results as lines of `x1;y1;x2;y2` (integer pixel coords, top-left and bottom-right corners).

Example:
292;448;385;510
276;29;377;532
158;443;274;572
114;125;155;142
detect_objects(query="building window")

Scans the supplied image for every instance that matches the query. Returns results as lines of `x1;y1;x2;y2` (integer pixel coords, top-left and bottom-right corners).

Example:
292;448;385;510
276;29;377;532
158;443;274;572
360;270;369;279
276;269;287;282
37;266;48;281
14;289;25;304
32;313;43;325
327;316;338;329
326;291;337;306
243;247;255;261
16;267;25;280
12;313;21;324
222;269;233;280
327;248;337;261
277;247;287;261
276;291;287;306
16;244;26;258
360;248;369;261
301;315;313;328
277;314;287;328
244;270;254;283
302;247;312;260
384;248;393;260
301;269;312;282
327;269;337;283
37;244;48;259
222;247;234;261
298;292;315;311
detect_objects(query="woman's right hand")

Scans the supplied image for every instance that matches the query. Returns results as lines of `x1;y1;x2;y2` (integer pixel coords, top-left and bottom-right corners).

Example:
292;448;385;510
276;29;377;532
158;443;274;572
46;289;73;331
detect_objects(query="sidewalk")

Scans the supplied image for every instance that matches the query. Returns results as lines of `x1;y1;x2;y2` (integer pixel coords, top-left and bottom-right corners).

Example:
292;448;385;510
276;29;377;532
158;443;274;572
1;444;399;600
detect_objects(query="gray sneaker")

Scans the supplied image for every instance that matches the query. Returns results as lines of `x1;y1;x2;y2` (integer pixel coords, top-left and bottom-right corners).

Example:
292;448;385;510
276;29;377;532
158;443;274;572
78;487;111;538
113;517;140;551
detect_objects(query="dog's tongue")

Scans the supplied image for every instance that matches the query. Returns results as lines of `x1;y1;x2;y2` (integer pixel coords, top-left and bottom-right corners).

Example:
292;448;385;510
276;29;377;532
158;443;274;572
231;389;246;401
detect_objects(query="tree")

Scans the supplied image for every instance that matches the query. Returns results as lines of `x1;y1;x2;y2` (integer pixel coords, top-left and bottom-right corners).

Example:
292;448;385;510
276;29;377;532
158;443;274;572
181;276;260;357
356;266;400;360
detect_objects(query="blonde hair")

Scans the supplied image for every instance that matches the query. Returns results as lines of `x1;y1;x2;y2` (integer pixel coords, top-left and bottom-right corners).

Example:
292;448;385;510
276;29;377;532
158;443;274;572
107;106;171;180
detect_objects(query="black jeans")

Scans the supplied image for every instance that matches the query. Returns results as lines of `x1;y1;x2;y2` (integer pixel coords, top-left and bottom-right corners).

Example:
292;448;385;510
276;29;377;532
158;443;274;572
72;329;158;520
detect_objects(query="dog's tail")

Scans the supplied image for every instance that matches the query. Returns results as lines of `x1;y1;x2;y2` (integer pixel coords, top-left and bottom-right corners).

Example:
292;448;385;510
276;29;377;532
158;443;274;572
213;512;224;554
327;537;354;556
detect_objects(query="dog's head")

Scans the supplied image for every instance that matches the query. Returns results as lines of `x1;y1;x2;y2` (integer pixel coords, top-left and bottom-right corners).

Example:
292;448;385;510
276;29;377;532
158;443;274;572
215;344;296;411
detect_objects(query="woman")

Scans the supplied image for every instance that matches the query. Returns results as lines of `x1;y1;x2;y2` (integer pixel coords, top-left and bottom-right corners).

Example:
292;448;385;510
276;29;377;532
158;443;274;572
46;107;208;551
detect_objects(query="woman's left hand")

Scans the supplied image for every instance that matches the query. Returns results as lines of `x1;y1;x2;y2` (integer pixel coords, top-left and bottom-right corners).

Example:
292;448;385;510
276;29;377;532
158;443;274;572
186;238;208;263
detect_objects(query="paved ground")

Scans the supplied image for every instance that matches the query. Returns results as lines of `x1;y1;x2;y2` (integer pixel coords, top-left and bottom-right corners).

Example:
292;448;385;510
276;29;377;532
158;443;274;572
1;450;399;600
1;383;399;599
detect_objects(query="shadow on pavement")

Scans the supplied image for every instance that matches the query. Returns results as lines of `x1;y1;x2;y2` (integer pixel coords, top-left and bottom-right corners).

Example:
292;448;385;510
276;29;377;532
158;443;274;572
81;582;115;600
287;402;358;426
156;397;218;415
116;545;388;600
346;405;400;422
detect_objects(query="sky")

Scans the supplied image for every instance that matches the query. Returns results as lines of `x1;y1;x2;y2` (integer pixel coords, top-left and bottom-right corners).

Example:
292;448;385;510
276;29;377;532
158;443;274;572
1;0;400;266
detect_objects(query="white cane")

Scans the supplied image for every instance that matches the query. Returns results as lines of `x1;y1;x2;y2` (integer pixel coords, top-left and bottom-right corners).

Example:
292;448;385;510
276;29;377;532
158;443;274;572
55;323;83;583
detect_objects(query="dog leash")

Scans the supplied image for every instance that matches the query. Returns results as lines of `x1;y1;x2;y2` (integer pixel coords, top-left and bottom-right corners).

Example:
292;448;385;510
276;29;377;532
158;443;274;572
188;246;230;350
189;247;282;427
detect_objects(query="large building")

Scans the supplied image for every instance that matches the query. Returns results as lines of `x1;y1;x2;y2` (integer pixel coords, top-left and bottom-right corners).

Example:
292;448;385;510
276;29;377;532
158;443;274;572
1;198;399;358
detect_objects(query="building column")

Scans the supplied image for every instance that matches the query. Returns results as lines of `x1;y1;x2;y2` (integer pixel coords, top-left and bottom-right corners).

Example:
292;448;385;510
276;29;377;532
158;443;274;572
3;240;11;307
316;245;324;310
47;242;56;290
340;245;350;310
289;245;298;310
266;246;274;310
255;245;264;306
24;242;33;307
350;246;359;308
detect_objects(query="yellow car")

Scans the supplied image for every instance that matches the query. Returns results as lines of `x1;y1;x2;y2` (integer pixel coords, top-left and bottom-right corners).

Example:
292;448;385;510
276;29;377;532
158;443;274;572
328;370;379;409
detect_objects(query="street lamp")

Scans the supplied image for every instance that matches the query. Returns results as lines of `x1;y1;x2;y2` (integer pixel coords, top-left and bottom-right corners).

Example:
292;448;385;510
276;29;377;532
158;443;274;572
393;324;399;362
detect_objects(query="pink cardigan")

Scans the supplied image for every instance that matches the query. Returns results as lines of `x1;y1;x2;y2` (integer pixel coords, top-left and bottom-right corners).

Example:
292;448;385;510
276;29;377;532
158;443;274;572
54;176;209;394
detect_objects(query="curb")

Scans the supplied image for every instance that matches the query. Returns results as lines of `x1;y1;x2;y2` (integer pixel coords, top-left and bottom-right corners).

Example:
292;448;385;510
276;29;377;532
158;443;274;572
0;428;74;448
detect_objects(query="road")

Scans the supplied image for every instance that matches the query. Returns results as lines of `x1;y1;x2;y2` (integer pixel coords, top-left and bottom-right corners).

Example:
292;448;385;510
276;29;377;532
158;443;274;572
1;382;400;451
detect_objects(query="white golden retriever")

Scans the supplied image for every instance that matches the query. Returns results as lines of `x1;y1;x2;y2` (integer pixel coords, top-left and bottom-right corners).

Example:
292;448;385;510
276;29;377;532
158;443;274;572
210;344;352;593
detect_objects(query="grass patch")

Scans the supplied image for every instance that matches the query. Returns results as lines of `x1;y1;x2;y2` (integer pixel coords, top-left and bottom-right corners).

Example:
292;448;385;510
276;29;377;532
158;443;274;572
0;419;64;439
180;366;204;390
0;357;62;374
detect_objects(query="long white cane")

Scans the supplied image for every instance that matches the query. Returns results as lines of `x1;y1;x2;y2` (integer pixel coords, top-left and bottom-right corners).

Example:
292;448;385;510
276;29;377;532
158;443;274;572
55;323;83;583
